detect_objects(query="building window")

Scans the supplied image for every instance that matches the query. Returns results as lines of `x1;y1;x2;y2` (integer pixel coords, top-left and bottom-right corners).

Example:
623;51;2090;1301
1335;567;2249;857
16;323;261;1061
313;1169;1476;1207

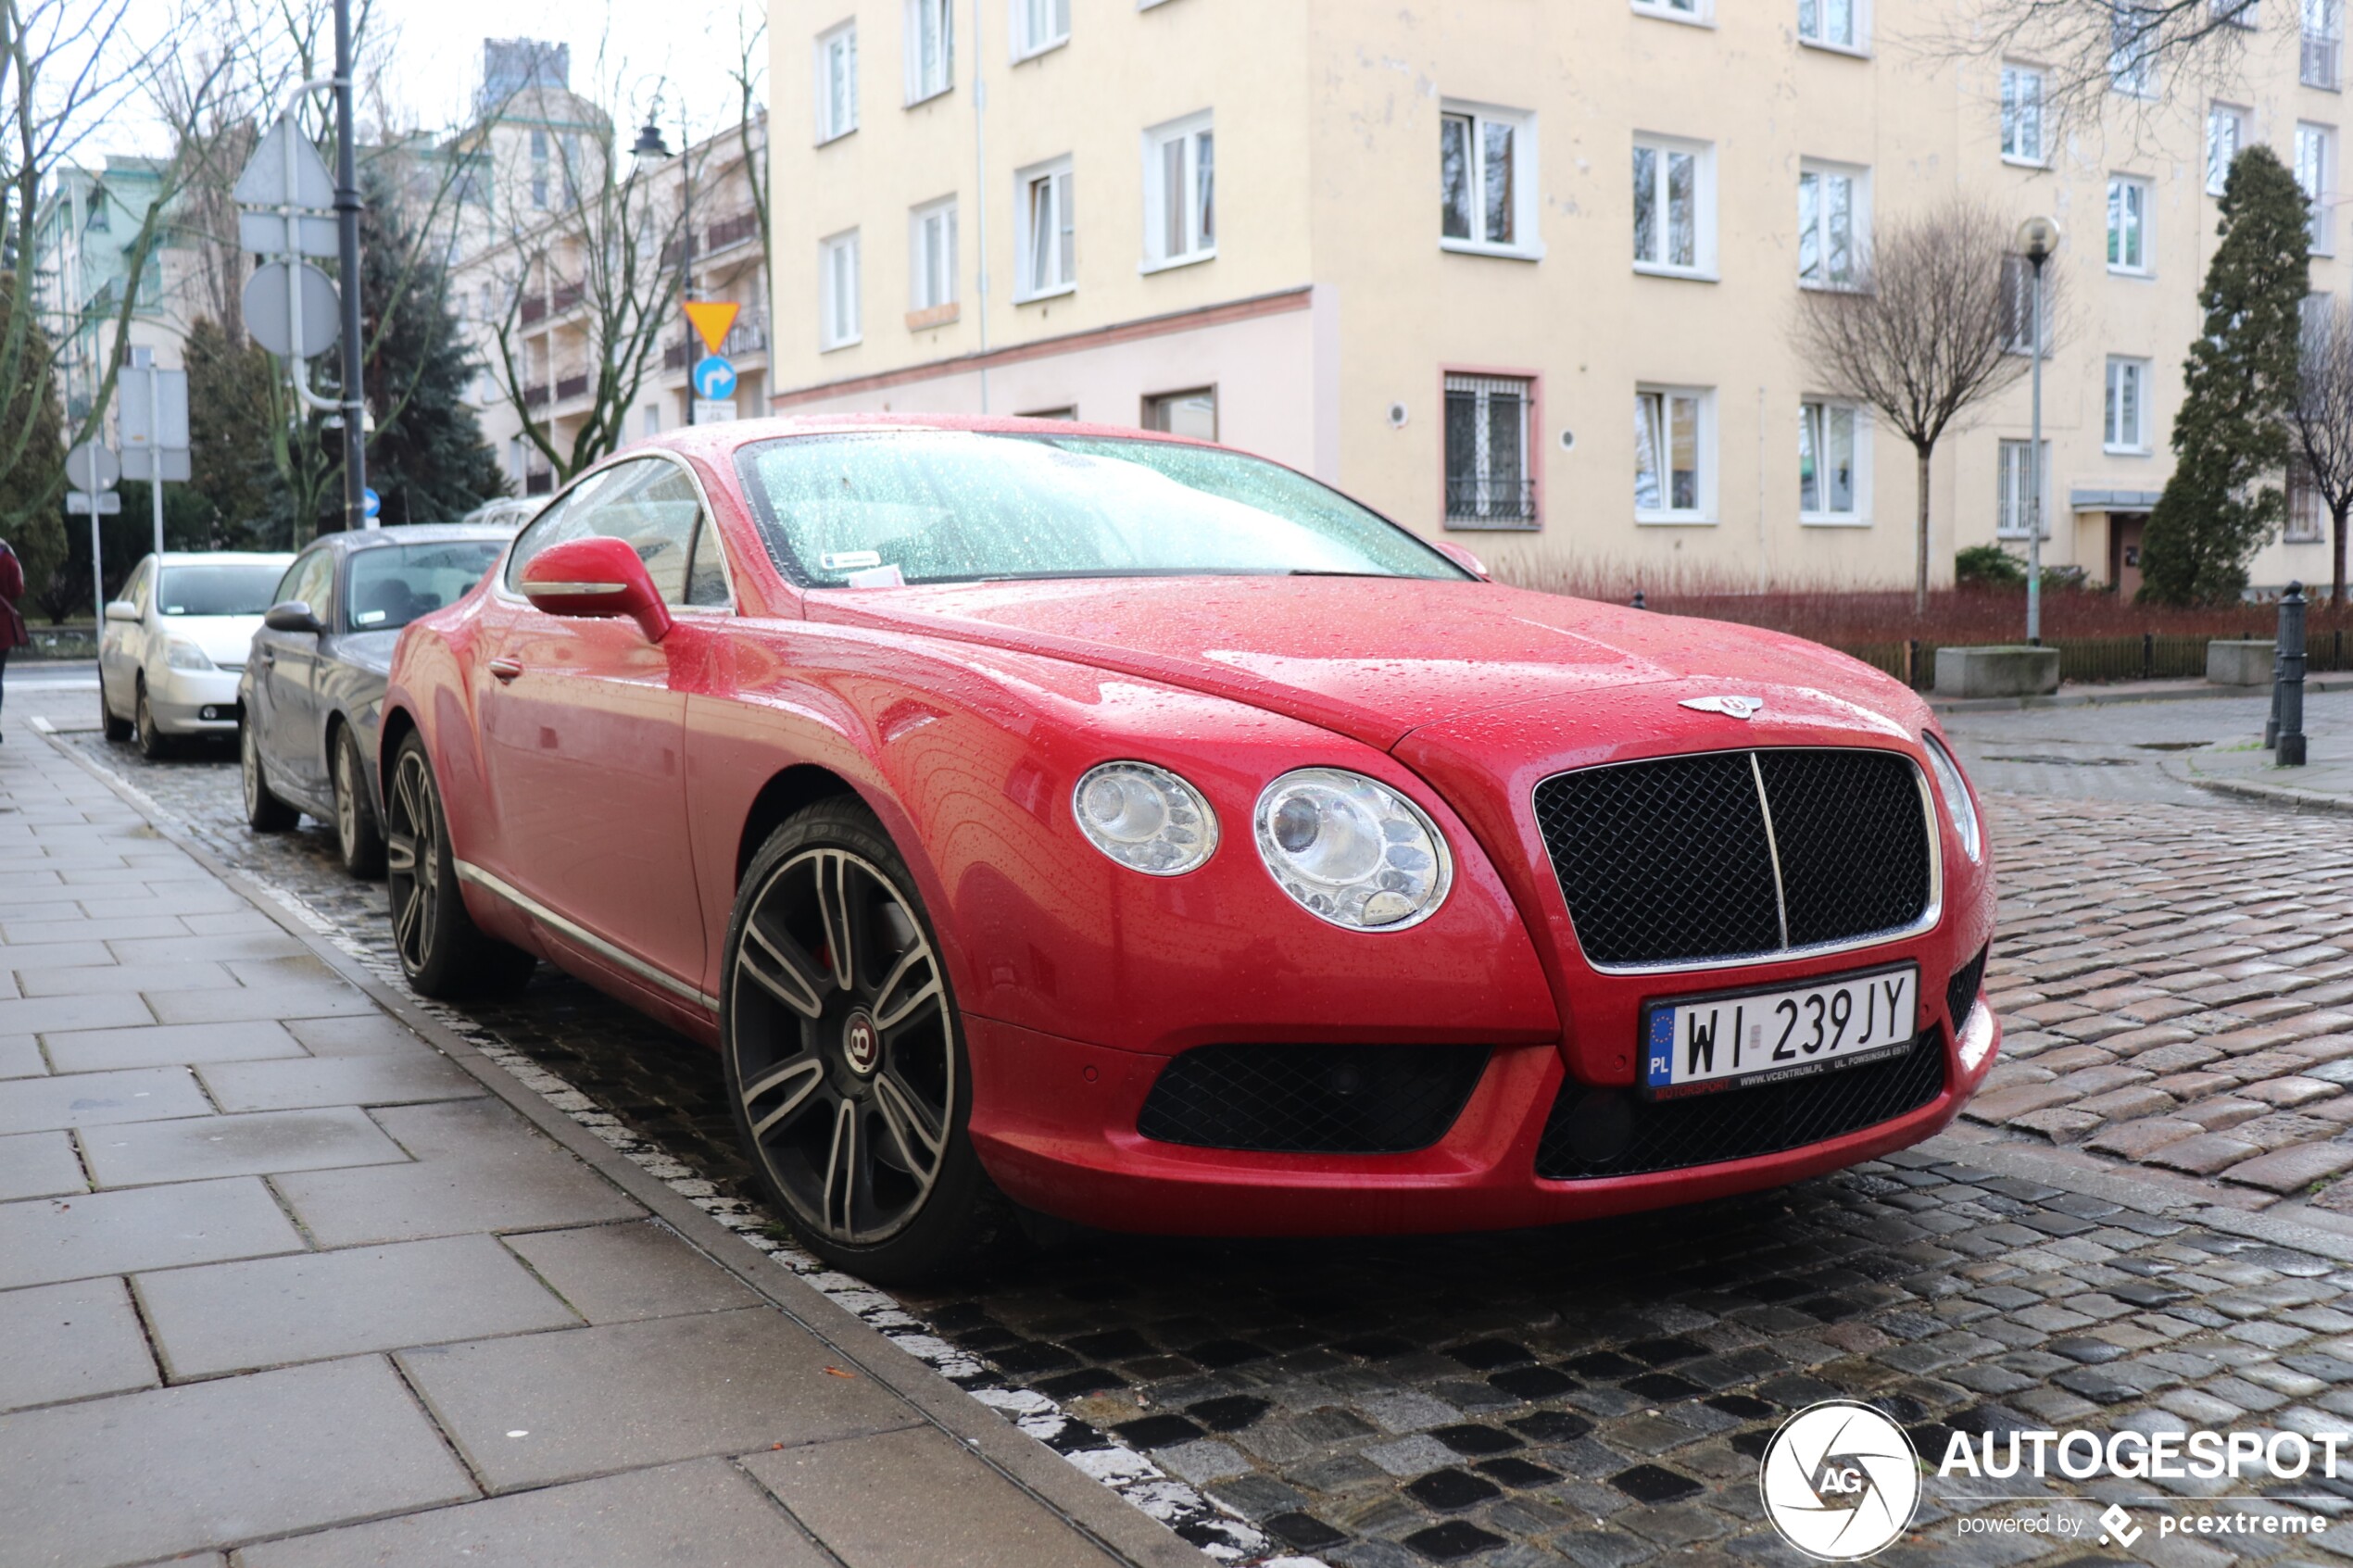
905;0;953;103
2110;4;2155;94
641;406;661;439
1441;103;1539;257
2001;65;2045;163
1635;386;1713;522
2104;357;2151;451
1632;0;1707;19
529;128;549;208
1020;406;1078;420
2288;459;2329;541
1632;134;1714;276
909;197;958;313
820;229;862;349
2307;0;2343;87
2299;122;2335;253
1016;157;1076;299
2107;176;2151;272
1443;374;1536;529
1998;256;2053;355
1799;399;1865;523
816;22;859;142
1797;161;1867;288
1143;112;1214;270
2214;0;2259;25
1143;388;1216;440
1996;439;2051;538
2208;104;2247;194
1013;0;1071;58
1799;0;1862;50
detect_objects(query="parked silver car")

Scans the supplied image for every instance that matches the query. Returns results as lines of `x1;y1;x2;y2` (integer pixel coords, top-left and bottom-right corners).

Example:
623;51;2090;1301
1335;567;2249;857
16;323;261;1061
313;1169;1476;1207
99;552;296;758
239;524;513;875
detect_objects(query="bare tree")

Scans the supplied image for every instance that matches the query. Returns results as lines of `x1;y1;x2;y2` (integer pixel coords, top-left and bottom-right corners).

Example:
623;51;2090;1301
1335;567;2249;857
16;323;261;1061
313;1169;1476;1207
1930;0;2263;133
2293;297;2353;605
1792;197;2047;614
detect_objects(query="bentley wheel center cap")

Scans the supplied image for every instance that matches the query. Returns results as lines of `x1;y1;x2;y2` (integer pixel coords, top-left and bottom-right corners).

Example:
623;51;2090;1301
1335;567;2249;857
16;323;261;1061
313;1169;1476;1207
842;1011;882;1076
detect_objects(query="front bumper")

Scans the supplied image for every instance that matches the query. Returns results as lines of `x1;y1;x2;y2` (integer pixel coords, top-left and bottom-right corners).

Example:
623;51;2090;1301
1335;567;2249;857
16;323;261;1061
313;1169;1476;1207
146;666;245;734
965;1001;1998;1236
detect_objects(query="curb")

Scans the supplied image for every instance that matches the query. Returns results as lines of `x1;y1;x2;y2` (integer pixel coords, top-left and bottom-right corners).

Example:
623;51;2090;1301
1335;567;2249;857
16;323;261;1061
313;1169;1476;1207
1929;674;2353;715
34;726;1214;1568
2158;756;2353;816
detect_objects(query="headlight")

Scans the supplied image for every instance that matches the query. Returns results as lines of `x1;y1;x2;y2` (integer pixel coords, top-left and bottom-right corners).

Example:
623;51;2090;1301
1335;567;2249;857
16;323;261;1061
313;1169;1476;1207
164;638;215;671
1253;768;1453;930
1072;761;1218;875
1921;734;1982;863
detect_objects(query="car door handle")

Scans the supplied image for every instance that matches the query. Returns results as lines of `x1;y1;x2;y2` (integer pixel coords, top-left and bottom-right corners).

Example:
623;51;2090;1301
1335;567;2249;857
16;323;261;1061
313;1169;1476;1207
488;658;523;683
256;649;273;667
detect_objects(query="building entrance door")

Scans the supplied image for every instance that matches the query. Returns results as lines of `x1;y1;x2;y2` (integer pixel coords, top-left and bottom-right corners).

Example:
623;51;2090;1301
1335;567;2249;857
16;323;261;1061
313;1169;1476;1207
2108;513;2148;600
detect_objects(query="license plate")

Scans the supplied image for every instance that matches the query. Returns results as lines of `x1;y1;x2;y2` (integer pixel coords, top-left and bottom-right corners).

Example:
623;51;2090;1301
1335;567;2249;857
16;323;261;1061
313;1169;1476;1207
1642;964;1919;1099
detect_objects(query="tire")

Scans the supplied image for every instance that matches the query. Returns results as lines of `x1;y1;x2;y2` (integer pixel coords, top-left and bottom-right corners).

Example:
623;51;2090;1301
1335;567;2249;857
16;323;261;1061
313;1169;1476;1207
332;725;386;878
240;716;298;833
721;799;1010;1284
133;678;172;760
100;682;132;743
382;731;535;997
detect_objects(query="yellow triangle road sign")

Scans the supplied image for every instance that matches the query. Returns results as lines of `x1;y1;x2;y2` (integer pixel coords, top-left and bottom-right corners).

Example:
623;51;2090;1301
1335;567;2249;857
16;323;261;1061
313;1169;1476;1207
683;301;740;356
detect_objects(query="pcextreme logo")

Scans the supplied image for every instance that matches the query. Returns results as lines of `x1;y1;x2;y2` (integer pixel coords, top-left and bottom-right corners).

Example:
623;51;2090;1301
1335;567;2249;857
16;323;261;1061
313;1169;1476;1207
1758;1400;1922;1561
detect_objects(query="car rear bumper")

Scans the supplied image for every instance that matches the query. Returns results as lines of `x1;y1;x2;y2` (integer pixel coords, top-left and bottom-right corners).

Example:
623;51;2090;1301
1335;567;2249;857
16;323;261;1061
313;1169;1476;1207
963;1004;1998;1236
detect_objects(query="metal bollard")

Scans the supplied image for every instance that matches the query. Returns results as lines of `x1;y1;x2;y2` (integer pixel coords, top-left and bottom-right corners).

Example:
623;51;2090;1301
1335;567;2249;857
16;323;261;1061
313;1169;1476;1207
2278;581;2309;767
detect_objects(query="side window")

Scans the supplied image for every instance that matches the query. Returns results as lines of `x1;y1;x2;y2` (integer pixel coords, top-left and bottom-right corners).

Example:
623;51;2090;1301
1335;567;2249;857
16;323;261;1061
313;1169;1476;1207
120;559;151;612
286;551;334;617
505;463;633;591
685;512;731;608
507;458;718;608
271;556;308;606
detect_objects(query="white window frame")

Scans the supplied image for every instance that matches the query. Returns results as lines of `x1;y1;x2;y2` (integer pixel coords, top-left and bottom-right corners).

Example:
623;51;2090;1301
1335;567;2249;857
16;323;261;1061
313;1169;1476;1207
2104;356;2152;452
1797;159;1869;290
1798;398;1869;526
1996;439;2052;540
909;196;959;315
1141;110;1214;272
2214;0;2259;27
1014;156;1076;301
1798;0;1868;54
2299;121;2336;255
1012;0;1071;60
2208;103;2248;195
820;229;862;350
2306;0;2343;88
1631;133;1716;279
1632;0;1710;22
904;0;953;105
2107;175;2152;274
1635;385;1718;525
2110;4;2157;94
2001;64;2046;165
1440;100;1542;260
815;21;859;144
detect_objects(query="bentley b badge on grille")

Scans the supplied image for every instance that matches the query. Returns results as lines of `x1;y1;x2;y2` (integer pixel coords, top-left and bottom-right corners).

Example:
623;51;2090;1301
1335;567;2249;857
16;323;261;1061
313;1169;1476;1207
1680;695;1764;719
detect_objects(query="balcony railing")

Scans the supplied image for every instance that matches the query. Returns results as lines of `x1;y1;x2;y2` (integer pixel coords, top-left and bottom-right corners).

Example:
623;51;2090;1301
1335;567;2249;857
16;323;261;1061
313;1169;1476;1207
522;382;549;408
663;313;770;368
524;470;554;495
706;211;761;252
555;372;590;402
1443;476;1538;528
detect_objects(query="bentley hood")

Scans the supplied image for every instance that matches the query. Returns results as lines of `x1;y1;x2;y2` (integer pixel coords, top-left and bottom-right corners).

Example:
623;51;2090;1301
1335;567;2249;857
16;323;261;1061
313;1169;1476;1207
808;576;1926;751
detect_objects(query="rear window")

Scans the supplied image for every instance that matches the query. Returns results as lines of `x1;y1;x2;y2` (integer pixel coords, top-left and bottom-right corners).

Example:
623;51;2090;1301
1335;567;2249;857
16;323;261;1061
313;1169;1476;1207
346;543;505;631
157;565;283;617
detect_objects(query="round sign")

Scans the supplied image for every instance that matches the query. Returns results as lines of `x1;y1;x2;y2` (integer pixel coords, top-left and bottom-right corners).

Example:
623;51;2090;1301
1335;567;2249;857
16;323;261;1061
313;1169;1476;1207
362;486;381;519
1758;1400;1919;1562
66;441;121;492
693;355;738;401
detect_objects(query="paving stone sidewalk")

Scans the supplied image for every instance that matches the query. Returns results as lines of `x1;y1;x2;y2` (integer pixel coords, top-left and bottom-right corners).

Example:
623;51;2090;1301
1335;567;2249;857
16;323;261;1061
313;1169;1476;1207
0;723;1202;1568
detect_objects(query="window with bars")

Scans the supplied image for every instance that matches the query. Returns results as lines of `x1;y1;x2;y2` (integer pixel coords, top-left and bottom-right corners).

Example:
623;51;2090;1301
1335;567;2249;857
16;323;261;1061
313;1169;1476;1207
905;0;952;103
1144;113;1214;269
1635;386;1711;522
2289;459;2329;542
2308;0;2343;87
1996;440;2050;539
1444;374;1536;529
1017;158;1075;298
1633;134;1712;275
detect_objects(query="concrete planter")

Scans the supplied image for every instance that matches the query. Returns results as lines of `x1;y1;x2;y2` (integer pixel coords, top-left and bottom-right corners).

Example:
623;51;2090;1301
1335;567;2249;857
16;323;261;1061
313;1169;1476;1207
2206;639;2275;686
1933;645;2062;699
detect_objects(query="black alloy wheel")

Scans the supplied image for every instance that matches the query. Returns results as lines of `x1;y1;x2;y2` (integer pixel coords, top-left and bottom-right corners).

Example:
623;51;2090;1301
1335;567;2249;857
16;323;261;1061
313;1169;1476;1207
333;726;386;877
241;718;298;832
722;800;1008;1282
382;731;535;997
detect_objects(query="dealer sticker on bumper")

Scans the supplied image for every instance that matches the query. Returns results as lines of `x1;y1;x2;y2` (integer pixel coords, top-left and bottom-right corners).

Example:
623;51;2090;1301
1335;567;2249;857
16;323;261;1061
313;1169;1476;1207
1643;963;1918;1099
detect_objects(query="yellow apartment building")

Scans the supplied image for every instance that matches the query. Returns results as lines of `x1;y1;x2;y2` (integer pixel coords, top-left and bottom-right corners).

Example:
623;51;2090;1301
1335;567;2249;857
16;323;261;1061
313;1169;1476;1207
766;0;2353;594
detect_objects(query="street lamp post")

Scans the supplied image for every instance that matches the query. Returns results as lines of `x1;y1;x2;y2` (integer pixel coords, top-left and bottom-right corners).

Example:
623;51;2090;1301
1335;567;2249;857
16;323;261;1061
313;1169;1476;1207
632;109;695;427
2015;216;2060;646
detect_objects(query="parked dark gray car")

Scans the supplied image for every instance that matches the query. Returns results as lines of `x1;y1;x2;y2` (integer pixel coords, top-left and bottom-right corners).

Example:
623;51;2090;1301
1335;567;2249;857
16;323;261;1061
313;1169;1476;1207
239;524;513;875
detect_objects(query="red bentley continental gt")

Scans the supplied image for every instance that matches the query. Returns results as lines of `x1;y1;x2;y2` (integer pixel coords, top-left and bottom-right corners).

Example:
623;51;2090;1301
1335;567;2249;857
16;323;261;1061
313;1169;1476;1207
379;416;1999;1281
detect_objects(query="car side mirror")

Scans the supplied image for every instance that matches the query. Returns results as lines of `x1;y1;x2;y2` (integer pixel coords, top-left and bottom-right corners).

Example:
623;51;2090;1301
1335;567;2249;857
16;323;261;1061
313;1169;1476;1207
263;600;326;634
518;535;673;643
1432;541;1491;581
103;599;139;623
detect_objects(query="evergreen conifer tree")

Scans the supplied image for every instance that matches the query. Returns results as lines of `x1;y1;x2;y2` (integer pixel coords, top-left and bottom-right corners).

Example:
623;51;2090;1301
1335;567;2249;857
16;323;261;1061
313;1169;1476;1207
2141;144;2312;604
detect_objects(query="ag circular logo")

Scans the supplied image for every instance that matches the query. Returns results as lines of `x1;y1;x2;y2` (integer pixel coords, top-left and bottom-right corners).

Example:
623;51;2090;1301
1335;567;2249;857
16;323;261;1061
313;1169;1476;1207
841;1011;881;1076
1758;1400;1920;1561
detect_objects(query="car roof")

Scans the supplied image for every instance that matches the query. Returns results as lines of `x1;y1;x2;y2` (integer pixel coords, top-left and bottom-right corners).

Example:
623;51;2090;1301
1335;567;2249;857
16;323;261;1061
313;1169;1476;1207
154;551;295;565
635;411;1219;468
310;524;518;552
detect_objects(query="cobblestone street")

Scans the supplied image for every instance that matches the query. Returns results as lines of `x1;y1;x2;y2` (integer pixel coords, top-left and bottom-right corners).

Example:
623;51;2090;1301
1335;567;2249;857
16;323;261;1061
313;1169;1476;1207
22;681;2353;1568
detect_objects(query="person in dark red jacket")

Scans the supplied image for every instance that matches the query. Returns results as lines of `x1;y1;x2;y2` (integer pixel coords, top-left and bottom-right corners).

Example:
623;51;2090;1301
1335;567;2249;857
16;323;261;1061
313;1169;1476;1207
0;538;27;737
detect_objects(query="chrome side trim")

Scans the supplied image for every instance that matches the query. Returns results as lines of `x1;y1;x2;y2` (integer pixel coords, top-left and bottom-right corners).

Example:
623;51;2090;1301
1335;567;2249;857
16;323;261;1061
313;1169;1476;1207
522;580;627;596
453;859;719;1011
1535;745;1945;978
1747;751;1792;950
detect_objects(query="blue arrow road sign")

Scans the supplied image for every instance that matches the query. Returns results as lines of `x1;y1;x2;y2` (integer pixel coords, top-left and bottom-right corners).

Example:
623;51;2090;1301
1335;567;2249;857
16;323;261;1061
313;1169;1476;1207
362;486;381;520
693;355;738;401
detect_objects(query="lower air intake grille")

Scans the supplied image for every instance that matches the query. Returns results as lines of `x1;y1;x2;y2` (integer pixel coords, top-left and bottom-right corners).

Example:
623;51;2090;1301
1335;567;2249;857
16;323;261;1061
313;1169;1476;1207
1535;1030;1947;1180
1138;1044;1491;1154
1946;944;1989;1031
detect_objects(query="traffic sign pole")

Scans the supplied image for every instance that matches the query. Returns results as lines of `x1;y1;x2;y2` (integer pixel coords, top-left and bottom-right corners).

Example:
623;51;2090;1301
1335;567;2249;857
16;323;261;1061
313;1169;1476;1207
333;0;369;530
149;363;164;558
